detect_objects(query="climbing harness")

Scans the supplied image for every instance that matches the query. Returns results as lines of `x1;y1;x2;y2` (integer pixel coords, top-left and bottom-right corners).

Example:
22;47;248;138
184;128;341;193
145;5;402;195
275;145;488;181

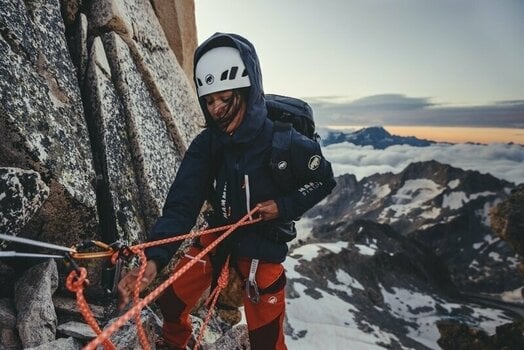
0;208;261;350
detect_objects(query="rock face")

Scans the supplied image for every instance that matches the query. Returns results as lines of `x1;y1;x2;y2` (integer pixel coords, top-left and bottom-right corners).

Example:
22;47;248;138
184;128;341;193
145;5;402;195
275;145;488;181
0;0;202;247
307;160;519;293
0;0;209;348
0;0;98;246
490;185;524;257
84;0;203;241
151;0;198;82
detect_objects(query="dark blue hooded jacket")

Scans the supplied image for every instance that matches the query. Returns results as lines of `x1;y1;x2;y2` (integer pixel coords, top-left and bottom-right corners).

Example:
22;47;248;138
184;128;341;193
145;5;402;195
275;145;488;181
145;33;336;270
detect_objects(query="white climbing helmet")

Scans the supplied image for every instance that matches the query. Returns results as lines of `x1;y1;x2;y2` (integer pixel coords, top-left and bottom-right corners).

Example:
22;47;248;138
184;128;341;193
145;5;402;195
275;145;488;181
195;46;251;97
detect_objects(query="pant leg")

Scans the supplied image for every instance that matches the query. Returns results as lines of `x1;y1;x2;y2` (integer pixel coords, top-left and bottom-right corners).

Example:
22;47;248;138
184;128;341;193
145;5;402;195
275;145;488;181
237;258;288;350
157;246;212;349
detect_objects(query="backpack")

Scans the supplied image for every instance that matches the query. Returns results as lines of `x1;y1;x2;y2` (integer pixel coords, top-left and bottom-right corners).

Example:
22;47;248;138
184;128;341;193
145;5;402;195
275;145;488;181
265;94;319;192
265;94;319;142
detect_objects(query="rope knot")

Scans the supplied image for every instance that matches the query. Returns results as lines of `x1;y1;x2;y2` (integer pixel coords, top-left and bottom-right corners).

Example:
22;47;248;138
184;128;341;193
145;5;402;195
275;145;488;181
65;267;89;292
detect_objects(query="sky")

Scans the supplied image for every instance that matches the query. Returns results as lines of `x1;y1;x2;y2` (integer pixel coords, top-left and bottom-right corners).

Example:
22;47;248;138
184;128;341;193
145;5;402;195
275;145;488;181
194;0;524;130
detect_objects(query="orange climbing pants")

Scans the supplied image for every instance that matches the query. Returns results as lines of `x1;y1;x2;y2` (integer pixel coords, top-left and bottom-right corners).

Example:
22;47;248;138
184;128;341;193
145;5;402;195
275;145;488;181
157;237;288;350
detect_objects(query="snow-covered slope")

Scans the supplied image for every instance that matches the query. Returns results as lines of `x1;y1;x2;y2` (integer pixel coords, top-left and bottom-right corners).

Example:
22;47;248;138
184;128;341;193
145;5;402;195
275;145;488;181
283;221;515;349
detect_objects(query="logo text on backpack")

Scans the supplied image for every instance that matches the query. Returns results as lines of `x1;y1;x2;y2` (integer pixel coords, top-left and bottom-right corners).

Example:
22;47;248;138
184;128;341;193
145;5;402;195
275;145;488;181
308;155;321;170
277;161;287;170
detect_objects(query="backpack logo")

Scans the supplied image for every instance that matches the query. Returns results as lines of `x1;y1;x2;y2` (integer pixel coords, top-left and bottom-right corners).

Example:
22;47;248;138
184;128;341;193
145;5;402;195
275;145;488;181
277;161;287;170
308;155;321;170
205;74;214;85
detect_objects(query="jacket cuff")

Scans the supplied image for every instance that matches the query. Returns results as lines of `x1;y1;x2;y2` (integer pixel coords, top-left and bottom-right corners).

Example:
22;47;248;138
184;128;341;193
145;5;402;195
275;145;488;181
144;246;171;272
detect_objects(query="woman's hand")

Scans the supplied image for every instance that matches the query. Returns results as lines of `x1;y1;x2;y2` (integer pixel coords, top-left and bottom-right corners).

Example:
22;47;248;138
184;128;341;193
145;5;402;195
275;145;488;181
117;260;158;310
256;200;280;221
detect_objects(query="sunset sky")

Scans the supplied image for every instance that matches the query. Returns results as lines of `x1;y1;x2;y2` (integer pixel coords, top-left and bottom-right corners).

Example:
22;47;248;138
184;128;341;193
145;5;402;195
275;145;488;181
194;0;524;141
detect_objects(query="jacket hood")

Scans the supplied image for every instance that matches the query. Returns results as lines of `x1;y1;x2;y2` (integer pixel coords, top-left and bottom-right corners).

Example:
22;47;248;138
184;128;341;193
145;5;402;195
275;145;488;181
194;33;268;145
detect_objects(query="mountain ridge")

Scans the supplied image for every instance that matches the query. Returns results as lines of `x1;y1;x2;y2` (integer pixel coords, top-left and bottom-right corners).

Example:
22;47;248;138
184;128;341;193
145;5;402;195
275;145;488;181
320;126;435;148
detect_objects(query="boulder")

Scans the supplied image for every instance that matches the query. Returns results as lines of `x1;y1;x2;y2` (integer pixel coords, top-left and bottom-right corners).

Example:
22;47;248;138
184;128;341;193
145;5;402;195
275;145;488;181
53;295;105;324
102;306;162;349
0;298;16;329
57;321;96;340
0;167;49;234
0;298;21;350
206;324;250;350
25;337;82;350
14;259;59;348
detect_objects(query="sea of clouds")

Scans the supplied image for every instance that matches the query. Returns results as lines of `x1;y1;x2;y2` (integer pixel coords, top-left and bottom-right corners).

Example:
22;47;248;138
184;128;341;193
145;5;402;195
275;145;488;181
322;141;524;185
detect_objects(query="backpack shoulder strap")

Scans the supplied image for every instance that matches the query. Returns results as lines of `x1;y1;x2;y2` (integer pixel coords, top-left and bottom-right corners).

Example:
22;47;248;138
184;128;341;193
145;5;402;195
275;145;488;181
269;121;295;192
270;121;293;164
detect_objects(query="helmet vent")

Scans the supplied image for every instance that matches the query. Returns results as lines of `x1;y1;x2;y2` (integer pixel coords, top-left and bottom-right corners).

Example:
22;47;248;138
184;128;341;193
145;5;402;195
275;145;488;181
229;66;238;80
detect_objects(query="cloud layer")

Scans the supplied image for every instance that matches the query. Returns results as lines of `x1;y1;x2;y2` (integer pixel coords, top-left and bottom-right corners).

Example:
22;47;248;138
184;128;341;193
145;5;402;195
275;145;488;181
308;94;524;128
323;141;524;185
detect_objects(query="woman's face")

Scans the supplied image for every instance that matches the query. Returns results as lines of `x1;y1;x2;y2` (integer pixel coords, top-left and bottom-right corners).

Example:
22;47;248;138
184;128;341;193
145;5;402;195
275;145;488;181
204;90;246;134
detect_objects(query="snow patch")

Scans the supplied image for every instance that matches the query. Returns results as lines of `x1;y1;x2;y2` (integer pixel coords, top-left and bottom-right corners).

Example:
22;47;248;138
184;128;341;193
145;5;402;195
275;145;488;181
289;242;348;262
286;282;400;349
355;244;376;256
447;179;460;189
379;179;443;221
442;191;496;210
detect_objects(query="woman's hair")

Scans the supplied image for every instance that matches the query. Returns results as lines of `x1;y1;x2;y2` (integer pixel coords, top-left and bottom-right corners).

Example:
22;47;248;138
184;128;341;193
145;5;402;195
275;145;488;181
201;87;250;129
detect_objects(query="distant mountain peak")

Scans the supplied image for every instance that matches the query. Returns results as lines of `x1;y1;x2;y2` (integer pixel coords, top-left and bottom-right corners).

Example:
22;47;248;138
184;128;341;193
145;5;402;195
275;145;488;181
354;126;391;137
321;126;433;149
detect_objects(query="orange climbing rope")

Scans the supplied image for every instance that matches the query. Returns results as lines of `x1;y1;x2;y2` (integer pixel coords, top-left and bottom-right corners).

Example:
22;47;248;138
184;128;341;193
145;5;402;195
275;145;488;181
66;267;117;350
66;208;260;350
195;255;231;350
